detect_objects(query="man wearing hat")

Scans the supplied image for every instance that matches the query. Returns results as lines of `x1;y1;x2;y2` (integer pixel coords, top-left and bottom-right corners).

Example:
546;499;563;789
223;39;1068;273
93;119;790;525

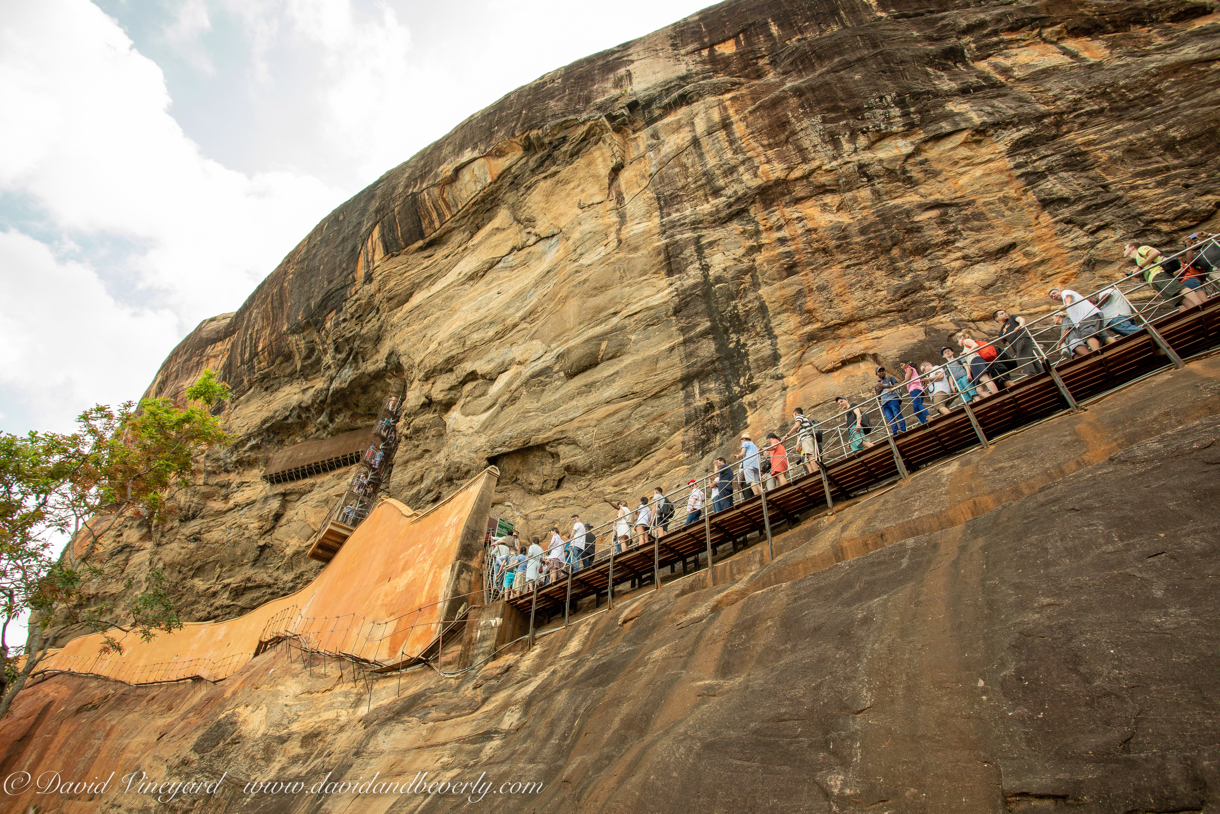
737;433;762;499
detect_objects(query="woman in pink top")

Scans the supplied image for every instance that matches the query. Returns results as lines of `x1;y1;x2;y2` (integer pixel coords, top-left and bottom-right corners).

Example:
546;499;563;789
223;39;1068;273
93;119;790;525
900;361;929;425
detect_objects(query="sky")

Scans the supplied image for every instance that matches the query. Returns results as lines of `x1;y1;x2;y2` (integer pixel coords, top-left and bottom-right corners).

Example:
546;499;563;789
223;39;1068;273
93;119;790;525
0;0;717;436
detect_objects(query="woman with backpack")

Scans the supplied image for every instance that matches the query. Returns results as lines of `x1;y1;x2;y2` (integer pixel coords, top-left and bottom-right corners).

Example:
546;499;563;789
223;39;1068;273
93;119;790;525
956;330;1002;397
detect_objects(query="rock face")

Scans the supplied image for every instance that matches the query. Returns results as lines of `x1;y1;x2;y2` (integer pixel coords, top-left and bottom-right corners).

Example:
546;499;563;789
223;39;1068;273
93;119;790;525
6;355;1219;812
108;1;1220;633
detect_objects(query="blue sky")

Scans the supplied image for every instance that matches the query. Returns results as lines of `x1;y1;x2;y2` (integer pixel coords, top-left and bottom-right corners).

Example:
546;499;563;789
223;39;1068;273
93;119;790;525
0;0;715;435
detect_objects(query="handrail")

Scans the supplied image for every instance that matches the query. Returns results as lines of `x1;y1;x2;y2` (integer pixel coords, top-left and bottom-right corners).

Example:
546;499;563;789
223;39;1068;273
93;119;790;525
480;236;1220;602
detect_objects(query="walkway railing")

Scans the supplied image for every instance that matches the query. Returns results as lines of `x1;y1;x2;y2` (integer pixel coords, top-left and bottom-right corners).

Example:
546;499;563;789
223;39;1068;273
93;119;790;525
495;237;1220;628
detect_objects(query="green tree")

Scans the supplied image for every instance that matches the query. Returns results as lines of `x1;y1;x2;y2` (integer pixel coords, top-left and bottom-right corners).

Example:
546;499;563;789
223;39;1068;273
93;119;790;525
0;371;231;717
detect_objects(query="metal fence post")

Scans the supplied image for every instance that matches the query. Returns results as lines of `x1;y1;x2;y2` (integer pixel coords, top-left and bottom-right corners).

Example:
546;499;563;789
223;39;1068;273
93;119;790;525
607;535;616;609
760;486;774;563
528;581;538;649
703;503;715;588
1134;309;1186;369
653;529;661;593
564;556;573;627
880;399;910;480
1032;341;1081;412
961;399;990;449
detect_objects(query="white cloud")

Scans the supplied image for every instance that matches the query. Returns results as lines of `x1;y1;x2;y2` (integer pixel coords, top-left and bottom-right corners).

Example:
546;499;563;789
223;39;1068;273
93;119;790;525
0;0;347;432
165;0;216;74
0;0;718;435
0;230;181;432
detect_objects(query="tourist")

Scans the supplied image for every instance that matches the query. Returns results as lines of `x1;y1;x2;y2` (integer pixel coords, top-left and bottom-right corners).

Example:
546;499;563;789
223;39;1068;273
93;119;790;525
685;478;704;525
780;407;820;476
512;548;528;595
765;433;789;487
900;361;929;425
874;366;906;434
567;514;586;571
940;346;976;404
921;362;953;416
710;457;735;514
956;331;1002;396
547;526;565;584
1184;232;1220;291
634;497;652;548
1124;243;1205;312
835;396;874;451
993;309;1043;377
652;487;673;539
1095;284;1142;337
502;551;516;598
603;498;632;552
738;433;763;498
526;536;544;587
1049;287;1115;353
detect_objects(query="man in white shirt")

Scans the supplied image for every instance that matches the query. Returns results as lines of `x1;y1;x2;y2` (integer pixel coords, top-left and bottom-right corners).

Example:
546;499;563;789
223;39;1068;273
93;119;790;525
1050;288;1115;354
684;479;704;525
546;527;566;583
569;514;588;571
1096;285;1142;336
738;433;762;498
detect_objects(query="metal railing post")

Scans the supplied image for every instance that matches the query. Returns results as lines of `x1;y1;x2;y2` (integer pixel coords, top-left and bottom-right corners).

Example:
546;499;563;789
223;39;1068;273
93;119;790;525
653;529;661;592
817;462;835;511
760;485;774;563
528;581;538;649
880;399;910;479
607;534;615;609
564;555;573;626
703;502;716;589
961;399;990;449
1134;309;1186;369
1032;341;1081;412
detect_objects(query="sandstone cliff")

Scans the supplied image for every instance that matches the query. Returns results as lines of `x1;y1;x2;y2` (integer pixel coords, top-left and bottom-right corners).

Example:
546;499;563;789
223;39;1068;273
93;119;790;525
6;348;1219;813
101;0;1219;634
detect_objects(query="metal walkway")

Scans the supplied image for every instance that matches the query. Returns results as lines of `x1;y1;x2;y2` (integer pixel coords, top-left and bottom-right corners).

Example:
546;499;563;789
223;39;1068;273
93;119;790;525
507;296;1220;620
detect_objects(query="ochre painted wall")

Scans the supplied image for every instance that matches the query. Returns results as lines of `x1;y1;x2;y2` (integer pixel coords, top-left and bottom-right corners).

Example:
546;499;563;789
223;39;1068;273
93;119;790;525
36;468;497;684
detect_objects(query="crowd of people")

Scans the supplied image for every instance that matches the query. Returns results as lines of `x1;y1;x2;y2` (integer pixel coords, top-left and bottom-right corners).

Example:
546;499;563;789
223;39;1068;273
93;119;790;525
483;233;1220;600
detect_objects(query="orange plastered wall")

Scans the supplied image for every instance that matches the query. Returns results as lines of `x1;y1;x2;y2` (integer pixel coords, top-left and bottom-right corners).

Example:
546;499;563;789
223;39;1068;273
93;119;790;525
39;469;497;684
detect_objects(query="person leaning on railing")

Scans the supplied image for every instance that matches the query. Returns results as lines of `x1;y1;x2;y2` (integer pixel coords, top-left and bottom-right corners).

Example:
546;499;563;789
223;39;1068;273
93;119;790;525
940;346;976;404
1124;243;1207;312
993;309;1043;378
1048;287;1116;356
835;395;875;451
921;361;954;416
1183;232;1220;293
1095;283;1142;337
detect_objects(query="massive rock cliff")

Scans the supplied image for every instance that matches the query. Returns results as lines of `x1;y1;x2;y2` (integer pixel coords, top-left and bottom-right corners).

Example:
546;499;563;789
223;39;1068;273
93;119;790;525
6;352;1220;813
111;0;1220;628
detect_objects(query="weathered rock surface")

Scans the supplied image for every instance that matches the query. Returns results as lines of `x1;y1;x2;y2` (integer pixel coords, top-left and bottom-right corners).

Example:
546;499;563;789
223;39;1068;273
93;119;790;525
109;0;1220;629
5;353;1219;813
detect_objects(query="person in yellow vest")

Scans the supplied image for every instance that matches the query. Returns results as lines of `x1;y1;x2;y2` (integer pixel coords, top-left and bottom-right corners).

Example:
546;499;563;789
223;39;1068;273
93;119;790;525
1124;243;1206;312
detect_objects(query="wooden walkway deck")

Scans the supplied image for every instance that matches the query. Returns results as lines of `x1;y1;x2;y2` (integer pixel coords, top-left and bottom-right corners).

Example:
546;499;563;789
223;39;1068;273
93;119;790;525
507;297;1220;619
